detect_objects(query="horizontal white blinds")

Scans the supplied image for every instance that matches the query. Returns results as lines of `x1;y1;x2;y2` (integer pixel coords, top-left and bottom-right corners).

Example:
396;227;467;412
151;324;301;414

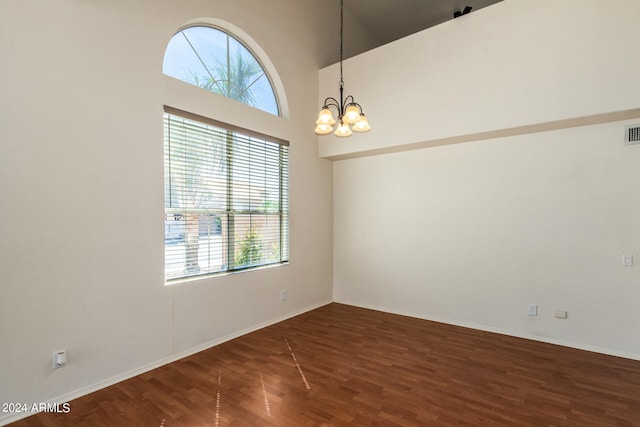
164;109;289;281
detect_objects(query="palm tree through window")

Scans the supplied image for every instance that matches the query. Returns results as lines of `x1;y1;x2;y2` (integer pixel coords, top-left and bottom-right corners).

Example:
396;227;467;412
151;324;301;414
163;26;279;116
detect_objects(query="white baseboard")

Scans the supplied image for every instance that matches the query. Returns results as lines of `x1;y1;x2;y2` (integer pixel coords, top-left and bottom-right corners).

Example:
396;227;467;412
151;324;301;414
334;299;640;362
0;300;332;427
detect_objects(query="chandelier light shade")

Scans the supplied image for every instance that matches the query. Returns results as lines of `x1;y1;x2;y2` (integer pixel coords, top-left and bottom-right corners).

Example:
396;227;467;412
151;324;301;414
315;0;371;137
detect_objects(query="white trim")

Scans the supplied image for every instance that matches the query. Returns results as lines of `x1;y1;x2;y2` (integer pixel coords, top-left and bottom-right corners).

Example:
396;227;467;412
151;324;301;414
333;299;640;362
0;300;332;427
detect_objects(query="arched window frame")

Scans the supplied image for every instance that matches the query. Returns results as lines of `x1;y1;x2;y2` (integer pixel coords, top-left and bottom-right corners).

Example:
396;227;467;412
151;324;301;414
163;18;289;119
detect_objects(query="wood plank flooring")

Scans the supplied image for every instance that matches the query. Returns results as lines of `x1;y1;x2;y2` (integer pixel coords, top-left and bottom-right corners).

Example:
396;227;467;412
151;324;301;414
9;303;640;426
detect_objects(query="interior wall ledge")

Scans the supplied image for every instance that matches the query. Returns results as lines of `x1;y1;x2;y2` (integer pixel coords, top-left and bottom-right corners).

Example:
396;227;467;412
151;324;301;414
320;108;640;161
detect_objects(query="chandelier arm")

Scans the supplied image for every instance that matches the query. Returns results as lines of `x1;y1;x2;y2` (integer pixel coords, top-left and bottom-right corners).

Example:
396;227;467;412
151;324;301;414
322;97;341;111
346;101;364;114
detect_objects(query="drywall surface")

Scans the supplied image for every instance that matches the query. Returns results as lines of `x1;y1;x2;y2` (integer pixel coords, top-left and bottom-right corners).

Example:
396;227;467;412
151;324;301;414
318;0;640;159
0;1;347;424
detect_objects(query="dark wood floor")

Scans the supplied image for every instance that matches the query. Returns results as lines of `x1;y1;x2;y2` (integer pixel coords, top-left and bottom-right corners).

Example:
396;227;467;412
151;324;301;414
10;303;640;426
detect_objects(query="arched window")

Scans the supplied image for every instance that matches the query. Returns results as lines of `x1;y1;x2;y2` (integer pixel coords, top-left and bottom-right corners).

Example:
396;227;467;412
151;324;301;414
163;25;279;116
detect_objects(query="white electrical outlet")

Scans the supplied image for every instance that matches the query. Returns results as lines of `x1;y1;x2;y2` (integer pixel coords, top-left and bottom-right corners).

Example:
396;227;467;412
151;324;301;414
280;290;287;301
554;310;568;319
53;349;67;369
527;304;538;316
622;254;633;266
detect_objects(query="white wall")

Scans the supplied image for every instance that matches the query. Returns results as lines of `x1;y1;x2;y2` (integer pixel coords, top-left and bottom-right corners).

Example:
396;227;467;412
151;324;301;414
332;0;640;360
334;121;640;358
0;1;366;424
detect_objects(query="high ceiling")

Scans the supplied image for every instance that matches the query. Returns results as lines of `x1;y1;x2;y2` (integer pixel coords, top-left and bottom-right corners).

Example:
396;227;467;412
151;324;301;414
340;0;503;58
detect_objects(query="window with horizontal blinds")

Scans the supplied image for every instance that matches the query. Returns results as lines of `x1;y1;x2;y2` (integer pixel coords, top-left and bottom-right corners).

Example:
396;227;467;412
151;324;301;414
164;109;289;282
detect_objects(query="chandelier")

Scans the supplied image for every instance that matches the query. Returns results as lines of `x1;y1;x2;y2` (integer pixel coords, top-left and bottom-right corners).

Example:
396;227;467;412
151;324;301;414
314;0;371;137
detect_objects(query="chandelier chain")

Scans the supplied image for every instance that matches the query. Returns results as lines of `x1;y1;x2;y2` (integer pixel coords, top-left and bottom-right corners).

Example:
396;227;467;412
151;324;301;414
339;0;344;88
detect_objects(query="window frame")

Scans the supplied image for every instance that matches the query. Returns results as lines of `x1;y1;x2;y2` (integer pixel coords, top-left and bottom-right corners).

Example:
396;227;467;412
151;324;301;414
163;106;289;284
163;24;281;117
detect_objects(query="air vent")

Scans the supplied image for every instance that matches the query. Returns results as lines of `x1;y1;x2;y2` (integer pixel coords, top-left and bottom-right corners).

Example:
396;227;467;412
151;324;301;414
626;125;640;145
